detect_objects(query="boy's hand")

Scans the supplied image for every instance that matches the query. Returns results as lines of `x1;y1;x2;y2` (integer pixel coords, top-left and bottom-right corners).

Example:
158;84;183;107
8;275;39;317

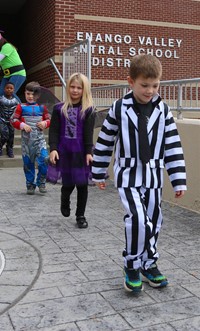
175;190;185;198
95;181;106;190
23;124;32;132
49;150;59;165
86;154;93;166
37;121;47;130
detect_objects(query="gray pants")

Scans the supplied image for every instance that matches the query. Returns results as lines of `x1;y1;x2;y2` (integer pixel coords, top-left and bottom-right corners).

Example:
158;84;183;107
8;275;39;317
0;119;14;149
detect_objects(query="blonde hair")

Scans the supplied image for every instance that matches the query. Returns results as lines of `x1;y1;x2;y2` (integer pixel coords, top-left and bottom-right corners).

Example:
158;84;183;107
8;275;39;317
62;73;94;117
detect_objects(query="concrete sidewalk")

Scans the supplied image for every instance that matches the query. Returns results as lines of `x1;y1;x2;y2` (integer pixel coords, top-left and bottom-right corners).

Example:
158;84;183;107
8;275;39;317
0;168;200;330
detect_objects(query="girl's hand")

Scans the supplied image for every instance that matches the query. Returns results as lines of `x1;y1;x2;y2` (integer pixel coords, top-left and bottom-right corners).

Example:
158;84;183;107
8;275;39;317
23;124;32;132
37;121;47;130
50;150;59;165
175;190;185;198
86;154;93;166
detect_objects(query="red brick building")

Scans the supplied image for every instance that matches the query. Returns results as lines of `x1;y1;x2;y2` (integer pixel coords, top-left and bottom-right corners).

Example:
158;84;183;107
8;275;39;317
1;0;200;98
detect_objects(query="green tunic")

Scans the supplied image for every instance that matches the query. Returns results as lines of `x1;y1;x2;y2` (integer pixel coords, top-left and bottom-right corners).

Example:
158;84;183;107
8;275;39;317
0;43;26;78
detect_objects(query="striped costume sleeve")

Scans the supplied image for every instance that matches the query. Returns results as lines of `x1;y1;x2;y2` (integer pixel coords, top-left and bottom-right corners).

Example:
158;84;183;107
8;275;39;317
92;102;119;182
164;106;187;191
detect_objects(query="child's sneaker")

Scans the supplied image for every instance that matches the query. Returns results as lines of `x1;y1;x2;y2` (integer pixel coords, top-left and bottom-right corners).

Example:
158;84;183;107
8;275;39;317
27;185;35;195
39;184;47;193
141;263;168;288
7;147;14;158
123;267;143;293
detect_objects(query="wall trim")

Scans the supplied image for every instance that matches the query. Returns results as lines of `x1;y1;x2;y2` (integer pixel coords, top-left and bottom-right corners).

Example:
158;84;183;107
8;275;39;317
75;14;200;31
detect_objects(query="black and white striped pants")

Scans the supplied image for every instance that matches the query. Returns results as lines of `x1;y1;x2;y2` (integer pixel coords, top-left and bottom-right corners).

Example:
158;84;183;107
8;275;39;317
118;186;163;270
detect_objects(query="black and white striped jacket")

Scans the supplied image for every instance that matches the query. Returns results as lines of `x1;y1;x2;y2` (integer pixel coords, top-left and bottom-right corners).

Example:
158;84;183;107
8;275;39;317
92;91;187;191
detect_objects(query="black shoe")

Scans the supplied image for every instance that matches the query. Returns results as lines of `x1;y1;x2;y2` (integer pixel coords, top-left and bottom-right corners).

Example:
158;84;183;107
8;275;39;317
61;205;70;217
60;198;70;217
0;148;2;156
7;148;14;158
76;216;88;228
60;188;71;217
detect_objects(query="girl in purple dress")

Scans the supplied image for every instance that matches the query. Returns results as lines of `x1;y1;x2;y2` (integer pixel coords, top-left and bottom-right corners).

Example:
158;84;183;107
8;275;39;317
48;73;95;228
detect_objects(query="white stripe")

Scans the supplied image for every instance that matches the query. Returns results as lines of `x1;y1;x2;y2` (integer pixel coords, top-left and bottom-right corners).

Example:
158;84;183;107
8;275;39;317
0;249;6;276
121;111;131;156
165;159;185;170
165;147;183;156
165;136;180;144
170;173;187;181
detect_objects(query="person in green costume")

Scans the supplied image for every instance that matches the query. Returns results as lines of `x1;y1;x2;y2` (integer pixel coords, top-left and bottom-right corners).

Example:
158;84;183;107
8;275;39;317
0;29;26;102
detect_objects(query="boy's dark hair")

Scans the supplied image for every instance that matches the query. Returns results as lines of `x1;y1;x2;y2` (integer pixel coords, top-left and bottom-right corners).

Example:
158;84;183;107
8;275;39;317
25;81;41;96
4;82;15;88
129;54;162;79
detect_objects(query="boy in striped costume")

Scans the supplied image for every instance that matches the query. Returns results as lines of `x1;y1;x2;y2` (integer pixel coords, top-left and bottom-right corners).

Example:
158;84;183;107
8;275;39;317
92;54;186;293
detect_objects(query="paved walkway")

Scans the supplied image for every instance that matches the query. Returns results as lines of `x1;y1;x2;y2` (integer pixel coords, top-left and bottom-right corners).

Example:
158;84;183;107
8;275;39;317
0;168;200;331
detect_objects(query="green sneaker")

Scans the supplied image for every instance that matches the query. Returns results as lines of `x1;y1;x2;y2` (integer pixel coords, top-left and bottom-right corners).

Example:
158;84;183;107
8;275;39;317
141;263;168;288
124;267;143;293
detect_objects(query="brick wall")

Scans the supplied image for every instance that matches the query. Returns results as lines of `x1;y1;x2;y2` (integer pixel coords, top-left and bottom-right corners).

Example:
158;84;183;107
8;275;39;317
14;0;200;89
73;0;200;82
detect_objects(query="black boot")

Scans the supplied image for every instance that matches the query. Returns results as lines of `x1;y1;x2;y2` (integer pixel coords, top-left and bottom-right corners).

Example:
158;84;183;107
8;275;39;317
60;187;70;217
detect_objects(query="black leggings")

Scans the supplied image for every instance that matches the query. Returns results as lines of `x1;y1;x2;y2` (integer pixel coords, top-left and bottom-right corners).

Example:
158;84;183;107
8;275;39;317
61;184;88;217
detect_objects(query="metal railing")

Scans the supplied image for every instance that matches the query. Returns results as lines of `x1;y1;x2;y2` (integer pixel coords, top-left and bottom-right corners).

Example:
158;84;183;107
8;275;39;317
91;78;200;119
48;54;200;119
62;39;91;100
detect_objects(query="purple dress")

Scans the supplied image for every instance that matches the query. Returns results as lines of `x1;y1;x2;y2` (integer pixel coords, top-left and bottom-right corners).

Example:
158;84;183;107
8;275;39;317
48;102;95;186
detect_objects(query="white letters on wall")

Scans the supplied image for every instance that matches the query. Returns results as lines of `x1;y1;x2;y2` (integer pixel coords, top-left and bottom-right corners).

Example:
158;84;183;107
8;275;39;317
76;32;183;68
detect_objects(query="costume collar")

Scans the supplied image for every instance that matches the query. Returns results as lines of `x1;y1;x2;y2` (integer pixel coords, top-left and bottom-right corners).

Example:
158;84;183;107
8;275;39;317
123;90;161;109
